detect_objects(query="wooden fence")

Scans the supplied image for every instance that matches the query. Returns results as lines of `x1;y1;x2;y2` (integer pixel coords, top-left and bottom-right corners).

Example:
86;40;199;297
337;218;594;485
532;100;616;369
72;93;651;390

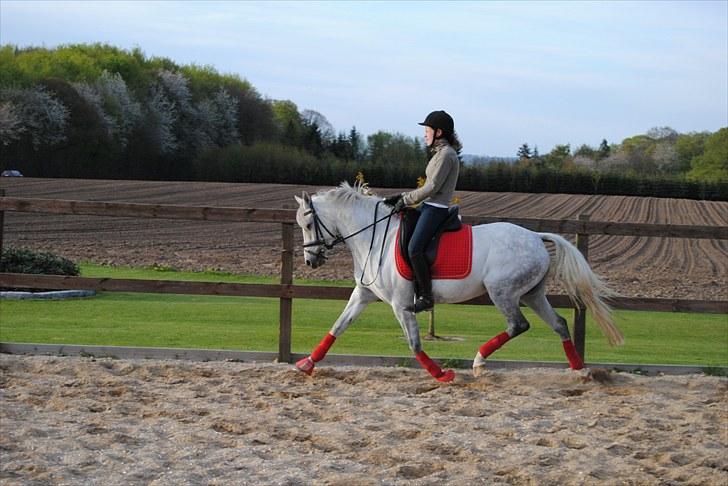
1;194;727;364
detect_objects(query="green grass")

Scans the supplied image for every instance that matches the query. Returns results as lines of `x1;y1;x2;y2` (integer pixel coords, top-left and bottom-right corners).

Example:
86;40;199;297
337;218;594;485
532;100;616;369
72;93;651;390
1;263;726;366
79;263;354;287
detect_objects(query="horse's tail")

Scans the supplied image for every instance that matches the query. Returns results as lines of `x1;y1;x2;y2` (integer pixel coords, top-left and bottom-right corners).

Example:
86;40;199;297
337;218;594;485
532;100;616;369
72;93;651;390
539;233;624;346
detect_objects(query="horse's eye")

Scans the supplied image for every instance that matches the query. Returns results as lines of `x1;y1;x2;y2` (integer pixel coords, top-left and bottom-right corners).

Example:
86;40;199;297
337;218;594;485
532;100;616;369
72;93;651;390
306;223;312;230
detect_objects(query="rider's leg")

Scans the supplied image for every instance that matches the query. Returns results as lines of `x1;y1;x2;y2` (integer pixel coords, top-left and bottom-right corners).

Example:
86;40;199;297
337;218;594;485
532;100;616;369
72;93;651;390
407;203;449;313
296;286;378;375
408;253;433;313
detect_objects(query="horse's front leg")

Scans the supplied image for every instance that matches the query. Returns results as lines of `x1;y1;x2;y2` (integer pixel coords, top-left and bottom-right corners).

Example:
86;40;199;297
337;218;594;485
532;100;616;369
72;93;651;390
391;305;455;383
295;285;378;376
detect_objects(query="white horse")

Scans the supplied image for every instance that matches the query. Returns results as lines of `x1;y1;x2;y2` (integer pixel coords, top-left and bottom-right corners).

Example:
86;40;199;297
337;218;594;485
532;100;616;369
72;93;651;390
294;182;623;382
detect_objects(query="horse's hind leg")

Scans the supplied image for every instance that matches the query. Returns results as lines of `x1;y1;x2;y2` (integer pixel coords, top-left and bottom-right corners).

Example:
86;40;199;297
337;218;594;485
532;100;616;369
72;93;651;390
295;285;377;376
521;283;584;370
473;288;532;376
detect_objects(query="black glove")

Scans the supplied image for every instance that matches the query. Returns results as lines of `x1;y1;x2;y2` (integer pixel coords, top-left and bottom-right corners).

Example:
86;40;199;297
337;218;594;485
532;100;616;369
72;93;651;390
383;194;405;211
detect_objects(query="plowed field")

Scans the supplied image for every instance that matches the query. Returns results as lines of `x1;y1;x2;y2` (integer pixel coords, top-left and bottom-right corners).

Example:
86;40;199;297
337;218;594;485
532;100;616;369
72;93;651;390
2;178;727;300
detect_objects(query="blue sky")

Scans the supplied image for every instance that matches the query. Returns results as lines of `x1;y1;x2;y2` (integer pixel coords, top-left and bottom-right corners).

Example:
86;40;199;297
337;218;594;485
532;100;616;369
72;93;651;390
1;0;726;156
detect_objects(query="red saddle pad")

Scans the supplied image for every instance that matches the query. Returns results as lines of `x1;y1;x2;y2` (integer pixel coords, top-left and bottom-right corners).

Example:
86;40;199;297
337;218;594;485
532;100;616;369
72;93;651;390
395;224;473;280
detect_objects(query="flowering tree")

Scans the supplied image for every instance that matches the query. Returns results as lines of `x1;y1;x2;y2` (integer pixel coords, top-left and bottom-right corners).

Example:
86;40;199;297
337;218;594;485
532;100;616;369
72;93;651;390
0;86;69;150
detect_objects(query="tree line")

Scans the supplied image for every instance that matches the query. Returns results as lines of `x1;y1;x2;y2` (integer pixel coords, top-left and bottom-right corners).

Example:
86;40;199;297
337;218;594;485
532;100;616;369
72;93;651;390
1;44;726;201
513;126;726;184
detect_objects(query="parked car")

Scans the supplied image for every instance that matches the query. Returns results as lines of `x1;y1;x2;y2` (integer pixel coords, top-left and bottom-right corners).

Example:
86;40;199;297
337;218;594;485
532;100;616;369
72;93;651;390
1;170;23;177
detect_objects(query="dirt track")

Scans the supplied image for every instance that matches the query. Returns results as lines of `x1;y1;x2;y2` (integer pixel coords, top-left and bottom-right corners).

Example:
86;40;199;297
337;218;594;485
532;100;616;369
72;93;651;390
1;355;727;485
2;178;727;300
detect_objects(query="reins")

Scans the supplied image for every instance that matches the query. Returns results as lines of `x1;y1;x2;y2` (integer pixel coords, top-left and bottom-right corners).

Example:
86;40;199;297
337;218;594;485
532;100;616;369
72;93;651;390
303;200;396;285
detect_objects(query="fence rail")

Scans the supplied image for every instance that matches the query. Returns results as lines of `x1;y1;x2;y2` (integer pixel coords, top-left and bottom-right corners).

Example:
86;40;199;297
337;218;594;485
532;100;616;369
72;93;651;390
1;195;727;363
3;196;727;238
2;273;725;314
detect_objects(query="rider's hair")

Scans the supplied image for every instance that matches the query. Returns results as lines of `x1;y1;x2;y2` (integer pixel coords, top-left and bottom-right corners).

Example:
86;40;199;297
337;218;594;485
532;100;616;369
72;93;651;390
432;130;462;153
443;131;462;152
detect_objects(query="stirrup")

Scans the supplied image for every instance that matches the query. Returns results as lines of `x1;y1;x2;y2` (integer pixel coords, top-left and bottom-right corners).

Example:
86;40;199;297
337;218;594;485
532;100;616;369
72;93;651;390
407;296;433;313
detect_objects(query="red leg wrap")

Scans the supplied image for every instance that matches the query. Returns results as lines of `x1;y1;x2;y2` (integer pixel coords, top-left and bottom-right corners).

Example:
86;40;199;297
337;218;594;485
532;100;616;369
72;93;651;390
415;351;445;378
311;333;336;362
562;339;584;370
479;332;510;359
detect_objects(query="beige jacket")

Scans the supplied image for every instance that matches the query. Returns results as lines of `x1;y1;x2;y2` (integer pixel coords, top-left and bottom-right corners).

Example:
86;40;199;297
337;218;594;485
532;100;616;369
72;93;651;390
401;139;459;207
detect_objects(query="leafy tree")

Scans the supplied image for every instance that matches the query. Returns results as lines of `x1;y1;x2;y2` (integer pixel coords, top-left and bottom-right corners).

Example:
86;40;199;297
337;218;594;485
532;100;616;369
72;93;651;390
367;131;394;163
302;109;334;143
272;99;303;146
367;131;424;167
674;132;709;172
0;45;28;87
543;144;571;170
647;126;678;142
230;85;277;146
619;135;659;175
573;143;596;159
181;63;252;99
687;128;728;182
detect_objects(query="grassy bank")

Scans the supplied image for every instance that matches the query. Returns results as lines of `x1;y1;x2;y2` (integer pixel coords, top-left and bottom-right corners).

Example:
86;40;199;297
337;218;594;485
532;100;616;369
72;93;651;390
1;264;726;366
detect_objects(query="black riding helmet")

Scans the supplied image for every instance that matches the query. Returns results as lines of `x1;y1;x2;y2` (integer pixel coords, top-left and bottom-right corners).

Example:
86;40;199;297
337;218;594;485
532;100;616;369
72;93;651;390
418;110;454;136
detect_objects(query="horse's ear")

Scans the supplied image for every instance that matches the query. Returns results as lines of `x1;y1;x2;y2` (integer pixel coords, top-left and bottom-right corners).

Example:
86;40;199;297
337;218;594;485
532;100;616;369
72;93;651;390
302;191;311;205
294;195;303;205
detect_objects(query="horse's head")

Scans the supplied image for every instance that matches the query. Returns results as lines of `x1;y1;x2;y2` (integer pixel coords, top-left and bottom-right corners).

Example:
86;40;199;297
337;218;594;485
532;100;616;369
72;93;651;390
294;191;330;269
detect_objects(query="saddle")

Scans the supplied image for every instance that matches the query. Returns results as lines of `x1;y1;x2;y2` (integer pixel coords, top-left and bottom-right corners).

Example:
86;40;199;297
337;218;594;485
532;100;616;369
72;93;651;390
395;206;473;281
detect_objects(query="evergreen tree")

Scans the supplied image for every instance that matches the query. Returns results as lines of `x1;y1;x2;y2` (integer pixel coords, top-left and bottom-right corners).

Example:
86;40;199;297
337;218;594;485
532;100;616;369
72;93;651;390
517;143;532;159
349;126;363;161
597;139;610;160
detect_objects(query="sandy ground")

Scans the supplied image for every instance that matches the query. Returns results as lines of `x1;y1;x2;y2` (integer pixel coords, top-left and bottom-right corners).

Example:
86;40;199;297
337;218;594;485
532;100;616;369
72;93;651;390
1;354;726;485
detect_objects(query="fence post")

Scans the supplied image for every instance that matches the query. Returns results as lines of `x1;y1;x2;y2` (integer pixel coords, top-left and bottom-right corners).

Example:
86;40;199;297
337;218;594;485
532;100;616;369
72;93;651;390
0;189;5;258
427;308;436;339
278;217;294;363
573;213;590;360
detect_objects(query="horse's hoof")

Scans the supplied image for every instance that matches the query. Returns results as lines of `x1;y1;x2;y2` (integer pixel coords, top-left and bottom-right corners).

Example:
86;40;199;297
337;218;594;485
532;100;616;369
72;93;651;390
295;357;314;376
570;367;590;379
473;351;487;377
436;369;455;383
472;364;487;377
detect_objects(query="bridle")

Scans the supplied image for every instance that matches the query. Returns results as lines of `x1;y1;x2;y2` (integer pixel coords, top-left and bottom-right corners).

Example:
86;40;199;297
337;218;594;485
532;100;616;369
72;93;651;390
302;200;396;285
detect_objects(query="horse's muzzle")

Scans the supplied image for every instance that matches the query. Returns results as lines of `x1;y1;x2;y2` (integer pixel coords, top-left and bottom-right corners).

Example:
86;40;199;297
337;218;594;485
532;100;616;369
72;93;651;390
306;255;326;269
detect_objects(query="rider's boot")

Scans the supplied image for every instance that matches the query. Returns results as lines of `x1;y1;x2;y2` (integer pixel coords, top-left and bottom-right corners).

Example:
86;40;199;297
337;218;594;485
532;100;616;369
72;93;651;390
408;253;433;313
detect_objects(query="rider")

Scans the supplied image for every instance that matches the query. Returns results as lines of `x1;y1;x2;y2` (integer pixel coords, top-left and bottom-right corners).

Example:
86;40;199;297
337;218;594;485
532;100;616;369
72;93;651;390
383;110;461;313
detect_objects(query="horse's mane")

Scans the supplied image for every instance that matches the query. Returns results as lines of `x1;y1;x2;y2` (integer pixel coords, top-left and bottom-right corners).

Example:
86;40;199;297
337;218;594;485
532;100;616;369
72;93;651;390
315;181;378;207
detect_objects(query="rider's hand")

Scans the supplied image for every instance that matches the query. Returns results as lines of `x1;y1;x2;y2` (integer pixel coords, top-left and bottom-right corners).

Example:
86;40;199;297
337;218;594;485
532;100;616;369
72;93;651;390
383;194;404;211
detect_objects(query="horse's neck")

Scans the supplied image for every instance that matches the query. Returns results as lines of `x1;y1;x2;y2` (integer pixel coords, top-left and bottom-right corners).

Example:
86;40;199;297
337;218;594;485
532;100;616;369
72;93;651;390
320;198;398;265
